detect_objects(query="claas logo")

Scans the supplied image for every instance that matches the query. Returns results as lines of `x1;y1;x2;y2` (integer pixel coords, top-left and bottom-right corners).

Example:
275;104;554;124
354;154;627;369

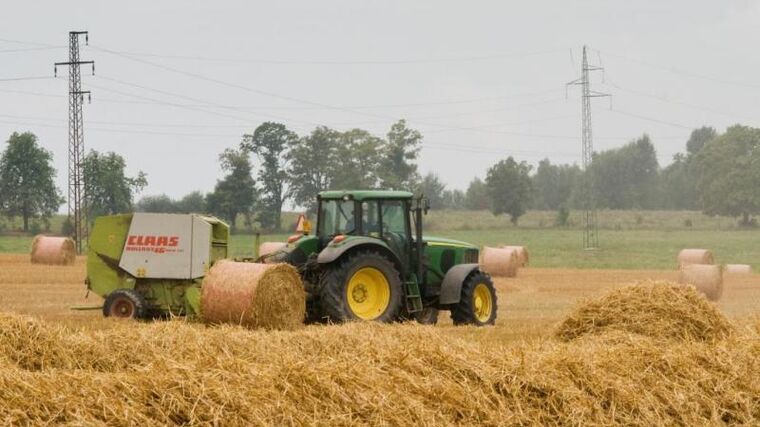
127;235;180;247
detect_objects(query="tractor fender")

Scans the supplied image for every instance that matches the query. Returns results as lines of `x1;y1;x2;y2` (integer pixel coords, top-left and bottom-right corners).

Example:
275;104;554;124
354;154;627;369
439;263;481;305
317;237;403;271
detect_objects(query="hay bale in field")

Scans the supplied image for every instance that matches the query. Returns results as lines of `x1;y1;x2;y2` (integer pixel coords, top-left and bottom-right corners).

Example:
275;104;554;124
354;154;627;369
479;246;520;277
502;245;529;267
201;261;305;330
555;280;733;342
30;236;76;266
725;264;752;274
677;248;714;268
678;264;724;301
258;241;286;257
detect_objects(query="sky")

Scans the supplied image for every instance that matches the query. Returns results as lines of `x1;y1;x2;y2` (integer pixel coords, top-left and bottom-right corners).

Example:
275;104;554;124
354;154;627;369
1;0;759;207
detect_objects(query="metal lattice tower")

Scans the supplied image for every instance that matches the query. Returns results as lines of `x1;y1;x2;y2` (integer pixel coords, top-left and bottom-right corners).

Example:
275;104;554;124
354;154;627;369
567;46;609;250
55;31;94;254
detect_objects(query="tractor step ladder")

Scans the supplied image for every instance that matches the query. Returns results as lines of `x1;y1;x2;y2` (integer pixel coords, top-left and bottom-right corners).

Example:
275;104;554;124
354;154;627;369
404;281;423;313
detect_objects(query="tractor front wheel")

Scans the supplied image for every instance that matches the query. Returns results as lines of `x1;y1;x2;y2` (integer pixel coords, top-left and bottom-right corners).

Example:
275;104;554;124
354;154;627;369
452;272;497;326
321;251;403;323
103;289;147;319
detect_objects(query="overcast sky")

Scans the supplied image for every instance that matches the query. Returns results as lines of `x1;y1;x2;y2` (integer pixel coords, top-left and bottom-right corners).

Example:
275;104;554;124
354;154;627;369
1;0;759;206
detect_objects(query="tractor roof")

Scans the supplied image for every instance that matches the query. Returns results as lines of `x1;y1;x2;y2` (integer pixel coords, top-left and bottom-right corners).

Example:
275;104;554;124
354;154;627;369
318;190;414;201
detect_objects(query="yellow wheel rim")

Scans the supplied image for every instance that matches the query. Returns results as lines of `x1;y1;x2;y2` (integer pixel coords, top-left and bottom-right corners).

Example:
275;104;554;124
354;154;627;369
473;283;493;323
346;267;391;320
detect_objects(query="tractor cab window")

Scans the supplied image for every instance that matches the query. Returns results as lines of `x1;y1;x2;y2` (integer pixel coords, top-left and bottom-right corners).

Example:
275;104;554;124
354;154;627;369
381;200;410;268
319;199;356;237
361;201;381;237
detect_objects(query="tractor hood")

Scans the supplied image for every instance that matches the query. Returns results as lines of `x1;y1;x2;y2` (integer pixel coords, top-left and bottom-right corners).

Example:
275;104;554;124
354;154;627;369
423;236;478;250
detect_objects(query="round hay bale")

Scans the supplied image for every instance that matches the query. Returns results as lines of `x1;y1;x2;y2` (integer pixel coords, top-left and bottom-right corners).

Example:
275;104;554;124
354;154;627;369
555;280;733;342
678;264;724;301
677;249;714;268
725;264;752;274
479;246;519;277
502;245;529;267
201;261;304;330
30;236;76;266
259;241;286;257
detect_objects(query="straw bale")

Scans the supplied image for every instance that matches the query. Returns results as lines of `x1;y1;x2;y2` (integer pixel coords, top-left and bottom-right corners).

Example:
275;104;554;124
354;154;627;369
555;280;733;342
0;313;758;426
677;248;714;268
29;235;75;266
259;241;286;257
502;245;529;267
479;246;520;277
201;260;305;330
679;264;724;301
726;264;752;274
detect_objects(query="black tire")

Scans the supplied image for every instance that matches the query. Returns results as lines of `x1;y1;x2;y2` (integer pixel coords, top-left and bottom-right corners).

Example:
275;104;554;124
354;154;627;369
103;289;147;319
452;272;497;326
413;307;440;325
320;251;403;323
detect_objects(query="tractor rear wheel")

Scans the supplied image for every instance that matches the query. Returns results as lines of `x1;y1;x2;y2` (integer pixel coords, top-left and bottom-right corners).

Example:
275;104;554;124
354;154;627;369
103;289;147;319
452;272;497;326
321;251;403;323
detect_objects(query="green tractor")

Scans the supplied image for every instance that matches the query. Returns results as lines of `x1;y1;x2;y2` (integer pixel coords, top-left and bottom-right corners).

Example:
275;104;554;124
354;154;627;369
270;190;497;326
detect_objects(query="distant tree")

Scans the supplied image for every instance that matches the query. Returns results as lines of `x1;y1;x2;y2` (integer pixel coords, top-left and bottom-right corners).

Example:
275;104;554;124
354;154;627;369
465;178;489;210
287;127;340;212
590;135;660;209
416;172;447;209
241;122;298;231
379;120;422;190
660;153;699;210
694;125;760;225
136;194;176;213
531;159;582;210
84;150;147;218
176;191;206;213
330;129;383;190
442;189;466;210
0;132;63;231
206;148;257;229
686;126;718;156
485;157;533;224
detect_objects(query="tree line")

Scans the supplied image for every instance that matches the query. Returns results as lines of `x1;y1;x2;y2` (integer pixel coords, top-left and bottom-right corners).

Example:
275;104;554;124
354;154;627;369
1;122;759;234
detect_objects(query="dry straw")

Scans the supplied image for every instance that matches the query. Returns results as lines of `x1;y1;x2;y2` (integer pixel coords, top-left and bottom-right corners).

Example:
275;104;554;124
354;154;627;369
502;245;529;267
679;264;724;301
0;305;758;425
555;280;734;342
479;246;520;277
201;260;305;330
677;248;714;268
725;264;752;274
30;235;75;266
258;241;286;257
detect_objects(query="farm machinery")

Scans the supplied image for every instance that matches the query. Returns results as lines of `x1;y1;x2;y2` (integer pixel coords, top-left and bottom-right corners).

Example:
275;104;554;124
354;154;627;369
86;190;497;325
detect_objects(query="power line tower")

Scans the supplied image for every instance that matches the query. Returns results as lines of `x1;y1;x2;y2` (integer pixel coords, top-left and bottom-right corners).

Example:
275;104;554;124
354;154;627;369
54;31;94;254
567;45;609;250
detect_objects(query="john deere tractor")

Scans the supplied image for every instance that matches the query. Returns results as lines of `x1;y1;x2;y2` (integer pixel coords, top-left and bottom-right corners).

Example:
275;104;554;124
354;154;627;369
270;190;497;326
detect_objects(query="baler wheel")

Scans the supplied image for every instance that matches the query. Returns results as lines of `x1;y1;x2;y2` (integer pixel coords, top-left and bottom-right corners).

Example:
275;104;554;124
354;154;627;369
103;289;147;319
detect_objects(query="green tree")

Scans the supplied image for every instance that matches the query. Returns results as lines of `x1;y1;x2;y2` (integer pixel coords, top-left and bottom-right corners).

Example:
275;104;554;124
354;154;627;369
694;125;760;225
442;189;466;210
136;194;176;213
330;129;383;190
84;151;147;218
660;153;699;210
176;191;206;213
206;148;257;230
589;135;660;209
379;120;422;190
686;126;717;156
241;122;298;231
531;159;582;210
416;172;447;209
465;178;489;210
0;132;63;231
286;127;340;212
485;157;533;224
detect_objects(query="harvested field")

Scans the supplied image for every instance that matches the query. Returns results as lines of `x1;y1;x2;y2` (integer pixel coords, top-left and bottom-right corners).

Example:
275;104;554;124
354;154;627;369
1;254;760;424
